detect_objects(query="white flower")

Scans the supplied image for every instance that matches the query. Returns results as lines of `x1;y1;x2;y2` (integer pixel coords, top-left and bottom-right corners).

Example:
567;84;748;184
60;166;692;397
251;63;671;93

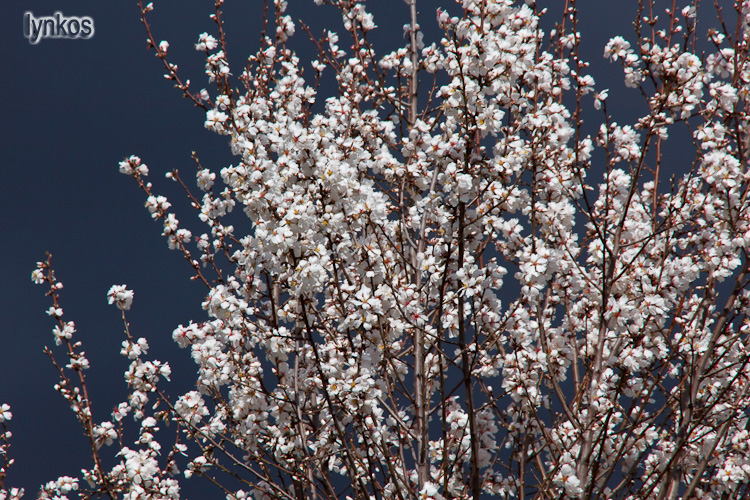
107;285;134;310
555;464;581;497
144;195;171;218
418;482;442;499
682;5;696;18
185;456;210;479
205;109;229;131
0;403;12;423
112;402;130;422
162;213;179;236
121;338;149;359
604;36;632;61
195;33;218;51
118;155;149;176
594;89;608;110
31;269;45;284
196;169;216;191
55;477;78;495
52;321;76;345
46;306;63;318
643;294;666;316
456;173;473;199
174;391;208;425
120;448;160;483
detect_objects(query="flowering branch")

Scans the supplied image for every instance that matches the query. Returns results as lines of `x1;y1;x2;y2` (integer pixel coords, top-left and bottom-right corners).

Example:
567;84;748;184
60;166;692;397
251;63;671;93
19;0;750;499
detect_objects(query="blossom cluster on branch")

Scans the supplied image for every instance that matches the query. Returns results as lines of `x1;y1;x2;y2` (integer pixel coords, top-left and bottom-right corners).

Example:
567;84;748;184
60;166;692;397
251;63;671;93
4;0;750;499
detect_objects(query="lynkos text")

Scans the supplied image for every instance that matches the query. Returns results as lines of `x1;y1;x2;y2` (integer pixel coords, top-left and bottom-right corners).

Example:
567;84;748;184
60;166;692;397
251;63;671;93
24;12;94;45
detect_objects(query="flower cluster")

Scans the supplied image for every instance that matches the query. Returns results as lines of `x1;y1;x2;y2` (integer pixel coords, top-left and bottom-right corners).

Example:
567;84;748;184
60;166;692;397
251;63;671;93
118;155;149;177
107;285;134;311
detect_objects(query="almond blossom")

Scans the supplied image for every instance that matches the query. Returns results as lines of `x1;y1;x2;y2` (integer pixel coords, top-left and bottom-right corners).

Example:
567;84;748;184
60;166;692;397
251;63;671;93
7;1;750;499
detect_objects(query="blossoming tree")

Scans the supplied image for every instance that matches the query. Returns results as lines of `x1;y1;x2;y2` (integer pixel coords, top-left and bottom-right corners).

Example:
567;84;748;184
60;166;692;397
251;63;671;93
4;0;750;498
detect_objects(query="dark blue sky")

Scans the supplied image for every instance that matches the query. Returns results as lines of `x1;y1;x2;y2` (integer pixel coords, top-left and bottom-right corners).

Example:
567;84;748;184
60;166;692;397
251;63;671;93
1;0;698;494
